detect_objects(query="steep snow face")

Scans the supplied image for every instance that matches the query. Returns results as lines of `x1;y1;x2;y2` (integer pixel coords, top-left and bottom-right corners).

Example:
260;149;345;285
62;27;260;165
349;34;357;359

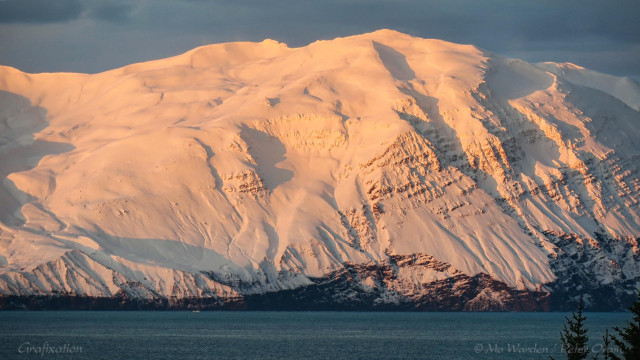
0;30;639;308
536;62;640;111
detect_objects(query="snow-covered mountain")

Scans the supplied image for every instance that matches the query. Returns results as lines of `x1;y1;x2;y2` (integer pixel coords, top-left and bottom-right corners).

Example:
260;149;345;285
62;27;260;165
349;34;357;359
1;30;638;310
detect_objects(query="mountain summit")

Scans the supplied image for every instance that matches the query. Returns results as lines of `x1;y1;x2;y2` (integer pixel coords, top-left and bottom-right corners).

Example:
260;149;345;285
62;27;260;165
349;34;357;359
1;30;639;310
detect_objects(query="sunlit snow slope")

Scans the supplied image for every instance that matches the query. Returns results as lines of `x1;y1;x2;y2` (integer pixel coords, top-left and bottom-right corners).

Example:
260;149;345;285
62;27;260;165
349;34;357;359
1;30;638;310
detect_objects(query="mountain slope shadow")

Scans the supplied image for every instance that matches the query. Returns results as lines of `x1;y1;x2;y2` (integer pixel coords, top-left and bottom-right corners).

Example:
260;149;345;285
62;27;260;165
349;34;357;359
372;41;415;81
239;126;293;190
0;90;74;226
86;231;243;275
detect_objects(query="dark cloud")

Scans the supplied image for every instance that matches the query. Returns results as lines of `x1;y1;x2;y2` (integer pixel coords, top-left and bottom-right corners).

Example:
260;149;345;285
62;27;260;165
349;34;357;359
497;1;640;45
89;2;135;23
0;0;83;23
0;0;136;24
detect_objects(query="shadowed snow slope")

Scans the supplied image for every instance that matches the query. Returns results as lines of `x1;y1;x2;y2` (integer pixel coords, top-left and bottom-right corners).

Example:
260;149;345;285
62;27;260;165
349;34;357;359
0;30;639;310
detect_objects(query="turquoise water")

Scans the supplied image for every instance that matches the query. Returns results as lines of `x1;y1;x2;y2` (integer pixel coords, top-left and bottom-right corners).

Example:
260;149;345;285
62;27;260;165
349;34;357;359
0;311;630;359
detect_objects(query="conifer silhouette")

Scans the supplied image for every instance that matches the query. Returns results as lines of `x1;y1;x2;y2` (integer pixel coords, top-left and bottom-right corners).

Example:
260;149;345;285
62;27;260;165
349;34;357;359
609;290;640;360
552;296;590;360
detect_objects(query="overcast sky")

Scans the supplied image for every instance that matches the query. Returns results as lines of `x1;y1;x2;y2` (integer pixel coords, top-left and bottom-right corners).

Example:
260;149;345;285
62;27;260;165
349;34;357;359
1;0;639;80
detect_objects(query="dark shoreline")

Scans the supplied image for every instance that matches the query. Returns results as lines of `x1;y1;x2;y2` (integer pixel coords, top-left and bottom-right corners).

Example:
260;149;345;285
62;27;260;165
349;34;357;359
0;292;629;312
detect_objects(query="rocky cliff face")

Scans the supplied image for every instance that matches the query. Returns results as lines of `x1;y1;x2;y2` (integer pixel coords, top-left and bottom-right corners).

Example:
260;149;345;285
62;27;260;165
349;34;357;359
0;30;639;310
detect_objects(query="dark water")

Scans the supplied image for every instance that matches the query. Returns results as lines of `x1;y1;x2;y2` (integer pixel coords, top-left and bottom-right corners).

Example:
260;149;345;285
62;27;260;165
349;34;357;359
0;311;630;359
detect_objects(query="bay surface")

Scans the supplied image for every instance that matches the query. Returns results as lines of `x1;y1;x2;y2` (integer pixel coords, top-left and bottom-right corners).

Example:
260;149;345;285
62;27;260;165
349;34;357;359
0;311;629;359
